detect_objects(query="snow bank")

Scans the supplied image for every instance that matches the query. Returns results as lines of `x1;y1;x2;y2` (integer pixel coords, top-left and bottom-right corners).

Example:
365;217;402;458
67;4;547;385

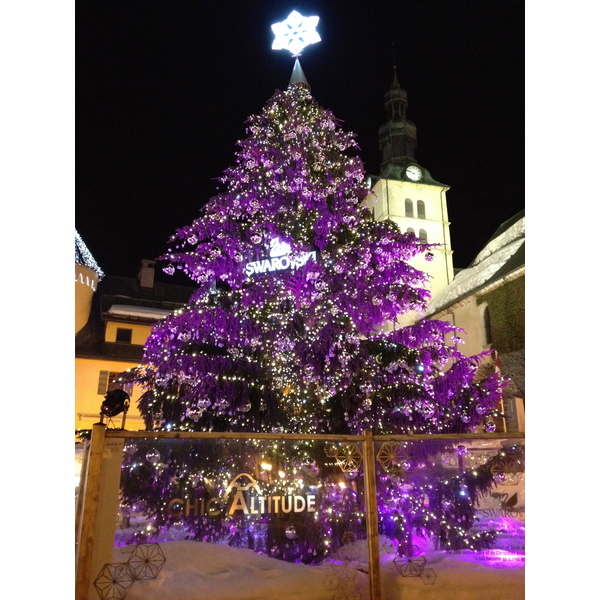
112;540;524;600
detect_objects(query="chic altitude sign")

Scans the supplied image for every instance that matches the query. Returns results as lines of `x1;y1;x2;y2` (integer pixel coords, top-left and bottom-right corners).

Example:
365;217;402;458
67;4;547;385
166;473;317;518
245;238;317;277
271;10;321;56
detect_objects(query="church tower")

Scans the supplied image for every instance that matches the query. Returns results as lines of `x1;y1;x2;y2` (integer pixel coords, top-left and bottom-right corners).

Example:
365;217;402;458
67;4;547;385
363;66;454;327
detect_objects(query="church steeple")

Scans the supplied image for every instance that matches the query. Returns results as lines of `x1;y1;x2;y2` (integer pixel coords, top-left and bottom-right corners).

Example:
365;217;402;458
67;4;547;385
384;66;407;120
363;64;454;326
378;66;418;178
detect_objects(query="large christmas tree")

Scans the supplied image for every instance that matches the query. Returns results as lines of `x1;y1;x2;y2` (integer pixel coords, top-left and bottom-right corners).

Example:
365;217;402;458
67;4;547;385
128;78;503;435
119;68;510;562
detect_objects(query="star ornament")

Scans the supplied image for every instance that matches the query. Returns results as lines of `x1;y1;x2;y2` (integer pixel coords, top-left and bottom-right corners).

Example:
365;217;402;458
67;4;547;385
271;10;321;56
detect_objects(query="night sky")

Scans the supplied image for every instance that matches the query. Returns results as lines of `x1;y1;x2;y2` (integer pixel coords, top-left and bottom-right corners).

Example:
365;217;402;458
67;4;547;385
76;0;524;281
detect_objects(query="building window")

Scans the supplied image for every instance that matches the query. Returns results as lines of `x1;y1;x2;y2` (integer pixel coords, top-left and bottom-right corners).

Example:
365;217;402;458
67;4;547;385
419;229;428;243
97;370;132;395
116;328;133;343
405;199;414;218
417;200;426;219
406;227;415;236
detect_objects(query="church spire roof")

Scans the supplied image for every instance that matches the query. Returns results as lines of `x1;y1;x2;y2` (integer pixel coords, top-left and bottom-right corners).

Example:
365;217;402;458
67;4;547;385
378;64;417;177
375;65;447;187
391;64;400;88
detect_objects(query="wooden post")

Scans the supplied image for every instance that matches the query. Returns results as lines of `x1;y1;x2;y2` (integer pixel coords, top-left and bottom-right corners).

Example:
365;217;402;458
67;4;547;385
75;423;106;600
75;438;90;555
363;430;382;600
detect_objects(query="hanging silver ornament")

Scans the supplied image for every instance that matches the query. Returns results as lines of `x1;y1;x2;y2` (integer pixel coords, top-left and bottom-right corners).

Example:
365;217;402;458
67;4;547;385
178;331;191;342
146;449;161;463
420;403;435;418
186;407;204;422
188;473;202;486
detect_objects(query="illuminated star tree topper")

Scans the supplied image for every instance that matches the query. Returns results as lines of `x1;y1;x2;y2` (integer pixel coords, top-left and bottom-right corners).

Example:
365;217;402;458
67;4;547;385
271;10;321;56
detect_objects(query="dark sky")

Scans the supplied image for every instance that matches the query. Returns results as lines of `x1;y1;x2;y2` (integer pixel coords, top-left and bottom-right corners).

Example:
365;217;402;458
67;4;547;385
76;0;524;281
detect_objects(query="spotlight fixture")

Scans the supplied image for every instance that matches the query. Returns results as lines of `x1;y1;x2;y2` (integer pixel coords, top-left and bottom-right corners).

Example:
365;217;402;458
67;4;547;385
101;389;130;417
100;389;130;428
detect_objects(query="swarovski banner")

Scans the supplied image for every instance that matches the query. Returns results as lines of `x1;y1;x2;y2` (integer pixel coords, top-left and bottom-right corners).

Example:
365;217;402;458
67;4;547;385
245;239;317;277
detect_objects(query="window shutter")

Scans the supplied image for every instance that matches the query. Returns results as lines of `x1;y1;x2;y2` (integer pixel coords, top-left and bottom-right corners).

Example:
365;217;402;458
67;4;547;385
97;370;109;395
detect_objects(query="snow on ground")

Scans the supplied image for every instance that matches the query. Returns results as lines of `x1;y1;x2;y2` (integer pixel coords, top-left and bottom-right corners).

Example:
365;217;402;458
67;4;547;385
113;540;524;600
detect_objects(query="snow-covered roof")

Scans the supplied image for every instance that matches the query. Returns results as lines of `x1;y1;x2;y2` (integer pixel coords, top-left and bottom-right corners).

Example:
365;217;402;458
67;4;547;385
107;304;172;320
425;210;525;316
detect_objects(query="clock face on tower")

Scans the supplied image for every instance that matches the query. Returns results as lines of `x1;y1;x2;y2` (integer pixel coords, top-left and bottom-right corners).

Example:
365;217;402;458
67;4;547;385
405;165;423;182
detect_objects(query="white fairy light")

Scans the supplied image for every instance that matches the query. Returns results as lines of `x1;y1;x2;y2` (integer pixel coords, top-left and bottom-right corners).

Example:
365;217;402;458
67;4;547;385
75;229;104;279
271;10;321;56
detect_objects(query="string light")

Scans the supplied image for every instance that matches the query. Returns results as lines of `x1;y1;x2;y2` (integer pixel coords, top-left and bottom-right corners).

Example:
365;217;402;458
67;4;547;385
75;229;104;279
